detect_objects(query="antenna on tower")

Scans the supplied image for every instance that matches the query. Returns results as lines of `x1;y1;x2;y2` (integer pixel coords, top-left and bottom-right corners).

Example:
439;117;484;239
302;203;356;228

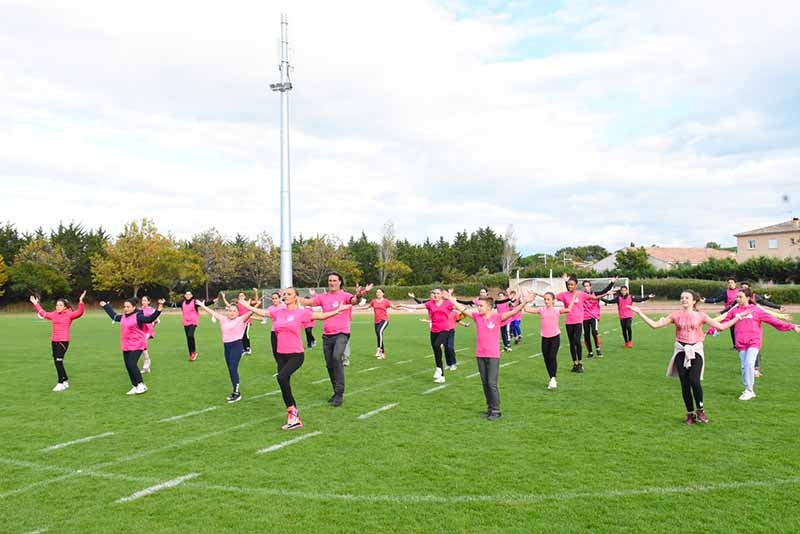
270;13;293;287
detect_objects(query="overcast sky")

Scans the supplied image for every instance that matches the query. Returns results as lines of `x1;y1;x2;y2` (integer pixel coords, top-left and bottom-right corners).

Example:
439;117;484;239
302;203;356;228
1;0;798;255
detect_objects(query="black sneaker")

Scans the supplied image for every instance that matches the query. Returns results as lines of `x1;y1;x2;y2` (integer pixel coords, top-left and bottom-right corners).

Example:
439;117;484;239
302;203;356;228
331;395;343;407
576;364;584;373
327;395;336;404
487;411;502;420
227;392;242;403
596;349;603;358
587;352;594;358
570;364;578;373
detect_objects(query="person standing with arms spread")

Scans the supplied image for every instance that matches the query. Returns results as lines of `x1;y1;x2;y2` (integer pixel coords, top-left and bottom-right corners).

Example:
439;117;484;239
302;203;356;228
581;277;616;358
365;288;403;359
177;290;215;361
703;278;740;349
30;291;86;391
602;286;654;348
556;275;606;373
298;272;372;407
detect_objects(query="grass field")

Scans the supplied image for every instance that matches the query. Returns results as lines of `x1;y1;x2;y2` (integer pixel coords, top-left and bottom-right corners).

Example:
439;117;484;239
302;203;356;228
1;307;800;533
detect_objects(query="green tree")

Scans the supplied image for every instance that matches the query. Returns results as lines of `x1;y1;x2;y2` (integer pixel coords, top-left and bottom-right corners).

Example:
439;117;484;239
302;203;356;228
376;259;412;285
614;247;653;277
0;254;8;296
347;232;379;283
91;219;175;297
554;245;610;263
8;238;71;296
0;222;24;266
189;229;236;299
293;235;357;287
705;241;721;250
235;233;279;288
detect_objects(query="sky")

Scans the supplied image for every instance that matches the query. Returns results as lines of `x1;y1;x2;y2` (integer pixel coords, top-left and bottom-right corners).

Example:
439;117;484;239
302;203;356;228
1;0;799;256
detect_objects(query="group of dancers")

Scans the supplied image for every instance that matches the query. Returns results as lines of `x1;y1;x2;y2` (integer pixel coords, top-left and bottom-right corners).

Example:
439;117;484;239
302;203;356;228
29;273;798;428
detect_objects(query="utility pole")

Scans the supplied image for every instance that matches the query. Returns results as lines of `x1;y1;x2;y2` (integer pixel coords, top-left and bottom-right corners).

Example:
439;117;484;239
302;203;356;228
270;13;293;288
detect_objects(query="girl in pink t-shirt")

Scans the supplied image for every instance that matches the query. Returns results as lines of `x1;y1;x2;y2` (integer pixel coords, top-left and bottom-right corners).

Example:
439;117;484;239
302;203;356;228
402;287;455;383
448;293;531;419
30;290;86;392
365;288;403;359
524;291;579;390
220;288;260;356
632;290;738;425
243;288;351;430
139;295;160;374
197;300;253;404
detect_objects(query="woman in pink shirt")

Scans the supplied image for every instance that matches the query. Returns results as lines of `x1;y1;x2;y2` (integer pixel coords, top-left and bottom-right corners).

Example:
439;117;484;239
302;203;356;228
602;286;655;348
524;291;579;390
266;291;286;364
30;290;86;392
448;292;531;419
220;289;260;356
402;287;456;383
722;288;800;401
244;288;351;429
366;288;403;359
556;275;608;374
139;295;160;374
632;290;738;425
197;299;253;403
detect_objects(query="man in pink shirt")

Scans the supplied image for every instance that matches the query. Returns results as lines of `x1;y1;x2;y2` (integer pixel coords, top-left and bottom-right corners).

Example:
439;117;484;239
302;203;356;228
298;272;372;406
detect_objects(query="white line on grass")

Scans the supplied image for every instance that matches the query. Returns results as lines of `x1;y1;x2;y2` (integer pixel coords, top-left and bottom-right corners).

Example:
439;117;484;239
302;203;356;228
528;352;542;359
22;529;47;534
603;331;610;334
40;432;115;452
394;360;413;365
499;361;518;368
247;390;281;401
158;407;217;423
357;367;379;373
466;371;480;378
422;385;448;394
257;432;322;454
357;403;399;420
311;378;329;385
115;473;200;503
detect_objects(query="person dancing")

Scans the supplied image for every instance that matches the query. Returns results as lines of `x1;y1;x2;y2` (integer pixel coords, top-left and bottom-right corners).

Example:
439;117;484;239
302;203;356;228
30;291;86;391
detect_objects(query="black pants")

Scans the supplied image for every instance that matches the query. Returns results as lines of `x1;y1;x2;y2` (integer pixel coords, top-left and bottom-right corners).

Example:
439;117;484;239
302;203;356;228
675;351;704;412
500;324;511;349
184;325;197;355
305;327;315;346
123;350;144;386
270;331;279;361
51;341;69;383
322;333;349;398
729;324;737;348
430;331;450;369
374;320;388;351
241;324;251;352
276;352;305;407
620;318;633;342
541;335;560;378
583;318;600;351
445;329;457;366
565;323;583;362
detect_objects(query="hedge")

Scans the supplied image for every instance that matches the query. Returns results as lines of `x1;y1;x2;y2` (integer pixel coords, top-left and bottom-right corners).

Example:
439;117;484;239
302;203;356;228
630;279;800;304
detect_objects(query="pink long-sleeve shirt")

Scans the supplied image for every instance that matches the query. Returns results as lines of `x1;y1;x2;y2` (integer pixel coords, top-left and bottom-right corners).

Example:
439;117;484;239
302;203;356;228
723;304;796;350
34;302;85;341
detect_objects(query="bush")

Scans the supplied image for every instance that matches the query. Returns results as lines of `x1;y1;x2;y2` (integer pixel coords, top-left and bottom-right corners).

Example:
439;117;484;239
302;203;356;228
629;279;800;304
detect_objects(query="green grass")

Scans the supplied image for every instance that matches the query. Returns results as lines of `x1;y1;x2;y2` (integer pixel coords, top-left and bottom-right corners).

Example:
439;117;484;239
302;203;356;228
1;309;799;533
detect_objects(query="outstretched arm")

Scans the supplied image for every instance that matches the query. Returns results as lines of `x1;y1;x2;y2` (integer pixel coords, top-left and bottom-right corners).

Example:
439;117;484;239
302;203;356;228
138;299;165;326
311;304;353;321
501;292;533;322
631;306;671;329
100;301;123;322
239;300;270;318
197;300;225;322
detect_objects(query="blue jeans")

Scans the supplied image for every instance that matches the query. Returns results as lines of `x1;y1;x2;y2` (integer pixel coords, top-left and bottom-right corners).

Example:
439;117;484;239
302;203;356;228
224;340;244;390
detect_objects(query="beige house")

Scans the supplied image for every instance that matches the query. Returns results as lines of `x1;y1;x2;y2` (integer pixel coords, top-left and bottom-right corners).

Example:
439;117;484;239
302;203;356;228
735;218;800;260
589;247;736;272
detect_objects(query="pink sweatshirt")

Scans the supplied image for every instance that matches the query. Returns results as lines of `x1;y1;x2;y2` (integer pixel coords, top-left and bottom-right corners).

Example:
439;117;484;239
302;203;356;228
471;311;501;358
723;304;796;350
34;302;85;341
270;307;313;354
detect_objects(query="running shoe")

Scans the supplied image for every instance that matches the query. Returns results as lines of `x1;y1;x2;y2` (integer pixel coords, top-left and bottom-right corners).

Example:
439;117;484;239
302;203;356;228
227;392;242;403
282;418;304;430
547;377;557;390
684;412;696;425
331;395;343;407
738;389;756;401
576;363;584;373
433;367;443;379
695;409;709;424
126;386;138;395
52;382;66;392
188;352;198;361
754;368;762;378
134;383;148;394
375;349;382;357
142;366;151;374
596;349;603;358
434;375;446;384
587;352;594;359
486;411;502;421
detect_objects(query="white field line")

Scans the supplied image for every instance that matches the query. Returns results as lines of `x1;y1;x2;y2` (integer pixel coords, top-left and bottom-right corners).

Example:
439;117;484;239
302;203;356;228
466;371;480;378
422;385;448;394
499;361;518;368
394;360;413;365
528;352;542;359
357;403;399;420
603;331;610;334
40;432;114;452
455;348;468;352
247;390;281;401
257;431;322;454
159;406;217;423
115;473;200;503
311;377;329;385
357;367;380;373
22;529;47;534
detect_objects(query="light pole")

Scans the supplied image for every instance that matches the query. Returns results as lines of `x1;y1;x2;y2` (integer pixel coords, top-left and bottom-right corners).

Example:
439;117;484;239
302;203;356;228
270;13;293;288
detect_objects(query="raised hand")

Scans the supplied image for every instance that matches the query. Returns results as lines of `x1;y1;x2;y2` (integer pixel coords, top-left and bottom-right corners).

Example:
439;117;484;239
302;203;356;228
364;283;374;293
79;290;87;302
407;292;416;299
99;301;107;307
29;295;38;305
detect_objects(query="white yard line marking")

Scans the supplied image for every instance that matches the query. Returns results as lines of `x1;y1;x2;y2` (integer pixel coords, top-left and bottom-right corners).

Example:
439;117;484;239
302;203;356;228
357;403;399;420
455;348;468;352
312;377;329;385
394;360;413;365
603;331;610;334
22;529;48;534
40;432;114;452
158;407;217;423
257;431;322;454
466;371;480;378
115;473;200;503
357;367;379;373
499;361;518;368
422;385;448;394
247;390;281;401
528;352;542;359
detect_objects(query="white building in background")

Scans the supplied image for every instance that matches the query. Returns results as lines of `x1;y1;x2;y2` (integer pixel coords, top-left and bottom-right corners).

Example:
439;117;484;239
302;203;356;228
735;218;800;261
589;247;736;272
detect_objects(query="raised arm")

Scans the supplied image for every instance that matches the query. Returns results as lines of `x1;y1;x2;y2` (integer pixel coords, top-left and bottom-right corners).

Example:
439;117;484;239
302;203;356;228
197;299;226;322
311;304;353;321
631;306;672;329
594;278;616;297
631;294;655;303
69;290;88;319
218;291;230;307
350;283;374;305
100;301;123;322
446;293;470;315
138;299;165;326
239;300;270;318
501;292;533;322
30;295;53;320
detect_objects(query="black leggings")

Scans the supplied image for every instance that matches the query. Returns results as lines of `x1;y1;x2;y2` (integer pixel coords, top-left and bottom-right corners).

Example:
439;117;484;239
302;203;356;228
565;323;583;362
583;318;600;351
541;335;560;378
51;341;69;383
241;324;251;352
500;324;511;349
374;320;388;350
675;351;704;412
270;331;279;361
430;331;450;369
184;325;197;355
305;327;315;346
123;350;144;386
276;352;305;407
620;318;633;342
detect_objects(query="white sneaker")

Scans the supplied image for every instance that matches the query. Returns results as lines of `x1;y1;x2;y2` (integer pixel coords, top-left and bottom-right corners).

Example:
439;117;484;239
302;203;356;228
548;377;557;390
126;386;138;395
433;367;443;379
738;389;756;401
62;381;69;390
448;364;457;371
142;366;151;374
375;349;382;357
135;383;148;394
52;382;66;392
434;375;446;384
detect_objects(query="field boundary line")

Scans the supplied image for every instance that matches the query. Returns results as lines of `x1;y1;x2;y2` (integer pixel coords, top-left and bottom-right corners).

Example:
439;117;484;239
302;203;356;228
40;432;115;452
257;432;322;454
422;385;447;394
357;403;399;420
247;390;282;401
357;367;380;373
159;406;217;423
115;473;200;503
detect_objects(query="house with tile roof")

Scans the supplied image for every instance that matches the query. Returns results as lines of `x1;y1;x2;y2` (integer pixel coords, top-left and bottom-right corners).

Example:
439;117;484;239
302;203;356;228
588;247;736;272
735;218;800;260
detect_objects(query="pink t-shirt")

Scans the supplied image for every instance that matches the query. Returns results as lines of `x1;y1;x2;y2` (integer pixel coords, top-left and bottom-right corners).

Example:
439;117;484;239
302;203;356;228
723;304;796;350
270;307;313;354
218;315;248;343
669;310;709;344
425;300;454;333
497;301;512;327
471;311;501;358
141;306;157;338
530;306;564;338
236;301;253;326
268;302;287;331
583;294;601;320
617;295;634;319
369;299;392;323
556;291;586;325
311;291;353;335
34;302;85;341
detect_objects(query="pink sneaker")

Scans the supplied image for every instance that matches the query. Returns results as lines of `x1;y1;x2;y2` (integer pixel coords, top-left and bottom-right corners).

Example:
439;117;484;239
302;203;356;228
695;409;708;424
281;406;303;430
684;412;697;425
